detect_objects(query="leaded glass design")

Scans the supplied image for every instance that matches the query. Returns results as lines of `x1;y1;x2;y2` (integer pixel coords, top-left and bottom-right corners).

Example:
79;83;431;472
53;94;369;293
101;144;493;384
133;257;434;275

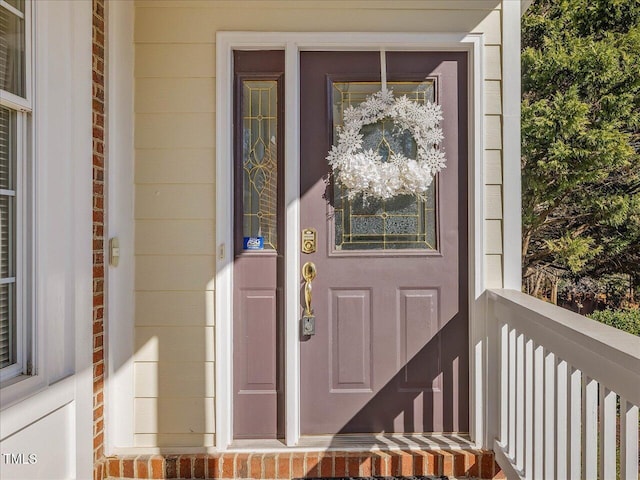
242;80;278;250
332;81;438;251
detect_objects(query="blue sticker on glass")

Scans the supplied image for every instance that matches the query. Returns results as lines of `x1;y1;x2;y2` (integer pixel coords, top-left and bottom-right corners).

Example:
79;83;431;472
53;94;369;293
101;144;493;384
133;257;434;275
243;236;264;250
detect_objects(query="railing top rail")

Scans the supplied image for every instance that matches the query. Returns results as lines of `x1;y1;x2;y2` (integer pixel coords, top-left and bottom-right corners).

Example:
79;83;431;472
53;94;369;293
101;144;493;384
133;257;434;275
488;289;640;405
489;289;640;362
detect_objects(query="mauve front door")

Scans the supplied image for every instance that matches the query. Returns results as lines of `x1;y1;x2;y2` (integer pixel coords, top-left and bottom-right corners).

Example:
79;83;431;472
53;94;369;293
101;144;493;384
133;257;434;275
299;51;469;435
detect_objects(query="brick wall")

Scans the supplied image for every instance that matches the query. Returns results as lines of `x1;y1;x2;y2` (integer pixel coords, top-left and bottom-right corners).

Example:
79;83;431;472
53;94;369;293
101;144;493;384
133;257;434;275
102;451;504;479
92;0;106;478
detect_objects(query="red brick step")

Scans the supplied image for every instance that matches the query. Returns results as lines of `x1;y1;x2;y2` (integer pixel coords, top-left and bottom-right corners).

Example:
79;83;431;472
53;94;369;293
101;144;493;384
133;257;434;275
96;450;505;480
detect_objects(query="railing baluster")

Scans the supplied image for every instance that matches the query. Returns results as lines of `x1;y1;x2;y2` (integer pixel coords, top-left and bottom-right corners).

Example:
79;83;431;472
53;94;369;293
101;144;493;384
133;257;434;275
516;332;525;471
544;351;556;480
556;359;568;480
620;397;639;480
500;322;509;446
509;327;517;459
525;338;534;479
569;367;582;480
598;386;616;479
582;377;598;480
534;344;544;478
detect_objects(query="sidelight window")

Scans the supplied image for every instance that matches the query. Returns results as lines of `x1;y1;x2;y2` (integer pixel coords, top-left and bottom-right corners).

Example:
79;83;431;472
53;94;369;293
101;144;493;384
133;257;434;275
240;80;280;251
233;50;284;255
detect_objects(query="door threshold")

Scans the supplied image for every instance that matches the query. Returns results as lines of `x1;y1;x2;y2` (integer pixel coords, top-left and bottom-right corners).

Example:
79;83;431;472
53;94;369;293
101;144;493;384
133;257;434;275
228;438;288;451
228;433;474;452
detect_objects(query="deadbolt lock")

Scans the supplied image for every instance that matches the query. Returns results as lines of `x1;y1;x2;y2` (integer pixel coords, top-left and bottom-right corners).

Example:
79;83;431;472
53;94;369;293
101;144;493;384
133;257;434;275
301;228;317;254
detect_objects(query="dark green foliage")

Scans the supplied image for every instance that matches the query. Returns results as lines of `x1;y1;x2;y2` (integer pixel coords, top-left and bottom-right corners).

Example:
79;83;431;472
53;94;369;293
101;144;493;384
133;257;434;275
522;0;640;291
588;308;640;336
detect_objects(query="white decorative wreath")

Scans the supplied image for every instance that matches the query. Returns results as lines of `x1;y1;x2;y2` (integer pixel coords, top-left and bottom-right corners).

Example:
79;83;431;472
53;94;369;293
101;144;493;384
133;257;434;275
326;89;446;201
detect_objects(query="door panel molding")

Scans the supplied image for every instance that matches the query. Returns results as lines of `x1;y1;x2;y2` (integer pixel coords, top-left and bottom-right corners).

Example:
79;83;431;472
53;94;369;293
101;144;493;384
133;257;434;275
216;32;484;450
398;288;440;392
329;288;373;392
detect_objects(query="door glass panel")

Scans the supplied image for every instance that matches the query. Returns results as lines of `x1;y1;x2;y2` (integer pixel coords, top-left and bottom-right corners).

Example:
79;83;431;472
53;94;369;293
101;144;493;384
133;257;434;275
332;81;437;251
241;80;278;250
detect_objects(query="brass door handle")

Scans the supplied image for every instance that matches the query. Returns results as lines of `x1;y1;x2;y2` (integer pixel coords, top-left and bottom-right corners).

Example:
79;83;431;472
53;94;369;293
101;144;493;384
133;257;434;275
302;261;317;316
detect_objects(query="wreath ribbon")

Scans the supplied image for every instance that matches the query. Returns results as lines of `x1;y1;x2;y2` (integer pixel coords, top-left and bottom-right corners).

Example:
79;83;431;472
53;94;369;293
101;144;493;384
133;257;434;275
380;49;387;92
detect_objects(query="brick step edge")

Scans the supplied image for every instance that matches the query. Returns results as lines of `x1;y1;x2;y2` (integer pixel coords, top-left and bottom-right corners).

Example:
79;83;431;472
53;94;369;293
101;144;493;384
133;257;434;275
94;450;506;480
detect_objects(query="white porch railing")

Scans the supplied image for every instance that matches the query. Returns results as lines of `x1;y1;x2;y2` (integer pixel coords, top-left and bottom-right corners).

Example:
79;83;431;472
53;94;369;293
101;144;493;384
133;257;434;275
487;289;640;480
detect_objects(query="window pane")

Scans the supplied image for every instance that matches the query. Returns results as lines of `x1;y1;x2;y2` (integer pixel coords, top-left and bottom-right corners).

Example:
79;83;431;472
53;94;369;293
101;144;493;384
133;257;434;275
0;194;16;369
241;80;278;250
0;282;16;369
0;6;26;97
0;195;14;278
0;105;16;370
0;107;16;190
332;81;438;251
4;0;25;13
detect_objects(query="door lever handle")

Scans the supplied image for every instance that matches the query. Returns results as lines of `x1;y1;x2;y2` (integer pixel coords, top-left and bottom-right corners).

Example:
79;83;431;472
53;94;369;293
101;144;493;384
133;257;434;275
302;261;317;316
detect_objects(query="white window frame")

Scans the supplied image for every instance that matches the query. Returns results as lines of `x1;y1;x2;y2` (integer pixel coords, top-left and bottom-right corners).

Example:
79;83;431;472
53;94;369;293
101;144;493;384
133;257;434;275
0;0;34;385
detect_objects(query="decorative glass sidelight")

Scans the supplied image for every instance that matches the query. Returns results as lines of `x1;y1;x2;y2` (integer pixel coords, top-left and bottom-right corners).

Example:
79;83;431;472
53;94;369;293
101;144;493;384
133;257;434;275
241;80;278;250
332;81;438;251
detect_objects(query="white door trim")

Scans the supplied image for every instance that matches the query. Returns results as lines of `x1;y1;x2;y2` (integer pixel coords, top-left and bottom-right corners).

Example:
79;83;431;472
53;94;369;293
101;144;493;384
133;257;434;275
215;31;484;450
